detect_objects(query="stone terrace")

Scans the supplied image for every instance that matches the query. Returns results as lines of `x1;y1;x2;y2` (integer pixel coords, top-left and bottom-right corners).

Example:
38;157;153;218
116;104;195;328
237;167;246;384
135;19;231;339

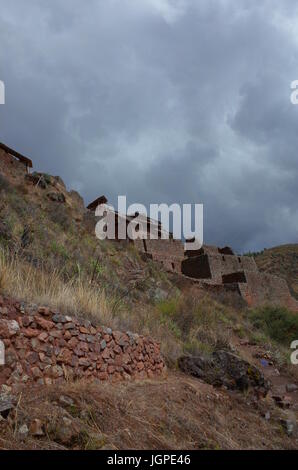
0;296;166;392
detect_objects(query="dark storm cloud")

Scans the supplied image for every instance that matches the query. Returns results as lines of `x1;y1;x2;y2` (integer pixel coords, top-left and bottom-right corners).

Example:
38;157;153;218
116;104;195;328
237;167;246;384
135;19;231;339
0;0;298;252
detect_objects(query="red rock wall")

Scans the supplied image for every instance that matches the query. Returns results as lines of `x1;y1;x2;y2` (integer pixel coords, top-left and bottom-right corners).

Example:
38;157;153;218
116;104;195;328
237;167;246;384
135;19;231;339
0;296;166;392
237;272;298;312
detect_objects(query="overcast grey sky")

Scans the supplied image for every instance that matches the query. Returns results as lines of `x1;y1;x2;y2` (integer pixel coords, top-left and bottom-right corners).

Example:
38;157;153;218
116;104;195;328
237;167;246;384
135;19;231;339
1;0;298;252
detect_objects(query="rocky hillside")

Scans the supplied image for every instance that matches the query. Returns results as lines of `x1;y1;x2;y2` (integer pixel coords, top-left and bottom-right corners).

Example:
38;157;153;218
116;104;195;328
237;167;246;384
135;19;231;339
254;245;298;300
1;160;298;449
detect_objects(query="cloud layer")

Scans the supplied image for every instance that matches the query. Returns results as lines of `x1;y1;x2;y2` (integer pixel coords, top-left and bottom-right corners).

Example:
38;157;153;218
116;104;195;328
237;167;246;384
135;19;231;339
1;0;298;252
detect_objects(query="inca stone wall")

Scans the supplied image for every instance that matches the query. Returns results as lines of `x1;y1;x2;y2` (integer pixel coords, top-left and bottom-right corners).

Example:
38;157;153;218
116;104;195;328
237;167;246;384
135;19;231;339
237;272;298;311
181;246;298;311
135;238;185;273
0;296;166;392
181;252;258;283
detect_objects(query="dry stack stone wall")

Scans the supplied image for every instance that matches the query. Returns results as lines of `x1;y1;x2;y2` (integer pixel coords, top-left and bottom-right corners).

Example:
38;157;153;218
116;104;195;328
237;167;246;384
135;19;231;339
0;296;166;391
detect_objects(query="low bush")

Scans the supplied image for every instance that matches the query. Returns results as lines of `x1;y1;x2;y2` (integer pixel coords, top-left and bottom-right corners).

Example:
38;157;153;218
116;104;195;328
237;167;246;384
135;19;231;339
249;305;298;346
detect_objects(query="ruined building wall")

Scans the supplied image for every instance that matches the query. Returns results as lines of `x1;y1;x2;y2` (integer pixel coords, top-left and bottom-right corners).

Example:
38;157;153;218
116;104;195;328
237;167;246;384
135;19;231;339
181;254;212;279
0;147;28;181
237;271;298;311
85;203;185;274
135;238;185;273
181;253;258;283
207;255;258;283
185;245;217;258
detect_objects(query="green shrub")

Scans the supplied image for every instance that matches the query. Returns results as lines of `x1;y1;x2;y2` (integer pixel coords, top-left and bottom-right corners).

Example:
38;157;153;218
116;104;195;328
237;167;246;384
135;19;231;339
50;241;69;260
155;295;232;355
249;305;298;345
157;298;179;318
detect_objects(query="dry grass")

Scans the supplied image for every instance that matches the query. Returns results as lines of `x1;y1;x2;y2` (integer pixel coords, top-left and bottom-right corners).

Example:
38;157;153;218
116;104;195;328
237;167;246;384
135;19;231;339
0;249;249;368
0;372;296;450
0;249;113;325
1;249;284;371
0;249;185;362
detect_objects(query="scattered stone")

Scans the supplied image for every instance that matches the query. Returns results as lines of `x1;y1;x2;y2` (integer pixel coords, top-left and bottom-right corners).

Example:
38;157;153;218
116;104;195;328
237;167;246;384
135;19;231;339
272;395;291;409
57;348;72;365
1;385;12;395
0;319;20;338
50;365;64;378
38;307;50;316
31;367;43;379
0;394;14;419
280;418;296;437
286;384;298;393
18;424;29;440
50;415;80;446
103;327;112;335
264;411;271;421
35;316;54;331
52;314;67;324
30;418;45;437
59;395;74;407
24;328;40;338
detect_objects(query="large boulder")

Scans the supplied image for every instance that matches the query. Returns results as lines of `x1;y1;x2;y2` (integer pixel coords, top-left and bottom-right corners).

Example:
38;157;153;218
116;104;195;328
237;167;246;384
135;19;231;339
178;350;270;394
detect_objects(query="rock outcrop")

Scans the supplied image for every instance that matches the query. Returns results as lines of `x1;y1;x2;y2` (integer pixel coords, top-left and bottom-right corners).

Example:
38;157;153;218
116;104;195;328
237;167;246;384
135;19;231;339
178;350;270;394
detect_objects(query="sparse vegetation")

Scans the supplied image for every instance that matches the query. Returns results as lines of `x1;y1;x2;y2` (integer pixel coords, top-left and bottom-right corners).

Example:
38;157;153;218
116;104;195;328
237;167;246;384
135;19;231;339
249;305;298;346
0;164;297;451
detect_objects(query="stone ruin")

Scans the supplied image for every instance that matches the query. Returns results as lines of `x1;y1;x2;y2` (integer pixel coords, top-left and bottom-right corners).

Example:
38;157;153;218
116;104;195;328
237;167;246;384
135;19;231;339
0;142;296;312
0;142;33;177
87;197;185;273
88;197;298;311
181;245;298;311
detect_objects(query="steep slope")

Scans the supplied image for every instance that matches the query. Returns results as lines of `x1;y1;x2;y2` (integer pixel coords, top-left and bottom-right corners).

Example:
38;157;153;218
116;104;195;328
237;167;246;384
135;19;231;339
0;163;174;306
254;245;298;300
1;153;298;450
1;373;297;450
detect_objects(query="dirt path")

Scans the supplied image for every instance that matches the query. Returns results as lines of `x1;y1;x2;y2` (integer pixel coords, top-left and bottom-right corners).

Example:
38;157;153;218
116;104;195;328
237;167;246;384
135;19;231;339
231;335;298;411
